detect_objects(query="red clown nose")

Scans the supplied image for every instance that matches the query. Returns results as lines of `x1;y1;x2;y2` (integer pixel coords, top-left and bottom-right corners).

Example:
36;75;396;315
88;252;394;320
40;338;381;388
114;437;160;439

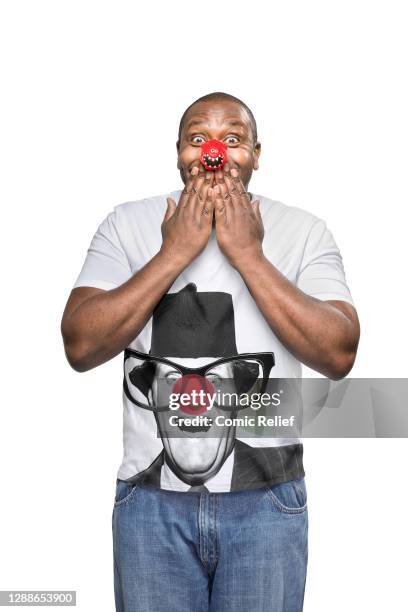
172;374;215;415
200;140;227;171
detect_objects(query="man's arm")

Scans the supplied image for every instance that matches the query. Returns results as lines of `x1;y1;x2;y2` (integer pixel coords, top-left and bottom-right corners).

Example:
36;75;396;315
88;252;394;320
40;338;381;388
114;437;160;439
61;253;186;372
213;164;360;380
233;256;359;379
61;165;215;372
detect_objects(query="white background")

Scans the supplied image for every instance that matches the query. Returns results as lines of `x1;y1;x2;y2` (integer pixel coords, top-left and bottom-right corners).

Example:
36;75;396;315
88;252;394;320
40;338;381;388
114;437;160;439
1;1;407;610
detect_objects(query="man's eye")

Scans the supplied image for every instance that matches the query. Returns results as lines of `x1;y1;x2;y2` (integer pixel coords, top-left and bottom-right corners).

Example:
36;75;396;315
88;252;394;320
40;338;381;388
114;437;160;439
224;136;239;145
206;373;222;385
191;136;205;144
165;371;182;384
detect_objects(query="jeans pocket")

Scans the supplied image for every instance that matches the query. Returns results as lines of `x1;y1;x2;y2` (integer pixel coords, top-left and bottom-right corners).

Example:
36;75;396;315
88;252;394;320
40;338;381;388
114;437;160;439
265;478;307;514
114;479;139;507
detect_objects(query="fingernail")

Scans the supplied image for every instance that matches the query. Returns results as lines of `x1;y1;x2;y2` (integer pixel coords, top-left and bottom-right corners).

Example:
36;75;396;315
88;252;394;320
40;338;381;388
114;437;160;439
191;166;199;176
224;163;230;172
231;168;239;177
214;185;220;194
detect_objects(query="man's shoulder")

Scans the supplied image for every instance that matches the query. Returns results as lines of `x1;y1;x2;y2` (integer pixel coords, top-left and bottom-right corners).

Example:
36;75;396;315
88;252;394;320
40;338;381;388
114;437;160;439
113;190;182;219
256;194;321;235
105;191;182;242
257;194;319;223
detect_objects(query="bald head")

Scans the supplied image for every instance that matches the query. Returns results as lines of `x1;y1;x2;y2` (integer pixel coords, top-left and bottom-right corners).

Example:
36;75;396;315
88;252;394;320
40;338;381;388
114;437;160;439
178;92;258;145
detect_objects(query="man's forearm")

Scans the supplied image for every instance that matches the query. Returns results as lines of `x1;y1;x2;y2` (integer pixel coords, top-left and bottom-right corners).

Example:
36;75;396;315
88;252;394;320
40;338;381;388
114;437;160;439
235;254;360;379
61;249;187;372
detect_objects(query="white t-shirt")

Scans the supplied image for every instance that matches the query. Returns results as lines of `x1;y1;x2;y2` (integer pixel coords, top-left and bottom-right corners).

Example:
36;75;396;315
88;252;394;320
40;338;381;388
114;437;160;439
73;190;354;492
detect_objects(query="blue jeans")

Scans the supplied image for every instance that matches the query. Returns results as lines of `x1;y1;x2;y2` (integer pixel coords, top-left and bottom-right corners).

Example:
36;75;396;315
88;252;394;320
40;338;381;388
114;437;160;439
112;478;308;611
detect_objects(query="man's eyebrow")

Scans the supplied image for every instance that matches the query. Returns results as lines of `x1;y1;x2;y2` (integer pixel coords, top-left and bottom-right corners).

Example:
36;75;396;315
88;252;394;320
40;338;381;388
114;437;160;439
185;120;210;131
185;119;247;131
223;120;246;129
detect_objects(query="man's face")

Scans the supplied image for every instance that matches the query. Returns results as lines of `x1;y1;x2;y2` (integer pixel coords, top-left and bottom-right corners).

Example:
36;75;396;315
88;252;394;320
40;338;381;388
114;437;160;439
177;100;261;190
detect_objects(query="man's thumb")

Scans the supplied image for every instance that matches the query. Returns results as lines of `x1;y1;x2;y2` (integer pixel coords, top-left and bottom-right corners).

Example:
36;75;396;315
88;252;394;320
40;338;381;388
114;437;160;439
252;200;261;218
164;197;177;221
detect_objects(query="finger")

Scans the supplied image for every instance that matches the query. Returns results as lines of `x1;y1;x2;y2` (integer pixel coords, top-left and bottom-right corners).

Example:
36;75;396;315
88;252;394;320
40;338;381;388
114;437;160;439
223;169;242;209
185;164;200;190
214;184;228;222
195;164;206;184
203;169;215;188
214;167;227;195
252;200;264;237
252;200;261;221
164;197;177;222
224;161;249;202
201;187;216;222
229;167;251;208
191;161;209;182
222;163;238;196
191;169;214;218
214;167;224;183
214;168;230;202
179;166;200;208
185;167;210;217
199;169;215;195
195;182;215;223
189;171;206;210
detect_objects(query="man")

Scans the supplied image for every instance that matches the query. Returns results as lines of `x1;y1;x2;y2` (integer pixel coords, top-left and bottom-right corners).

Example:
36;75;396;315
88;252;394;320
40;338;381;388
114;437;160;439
61;92;360;612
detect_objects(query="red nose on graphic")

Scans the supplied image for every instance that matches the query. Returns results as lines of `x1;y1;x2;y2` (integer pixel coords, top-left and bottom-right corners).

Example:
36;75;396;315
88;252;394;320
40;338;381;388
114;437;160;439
200;139;227;171
172;374;215;415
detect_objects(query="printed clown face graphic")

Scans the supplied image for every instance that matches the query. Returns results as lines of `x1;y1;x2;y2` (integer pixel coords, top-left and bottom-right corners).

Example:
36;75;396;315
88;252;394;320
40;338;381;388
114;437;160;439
124;349;268;486
123;283;275;489
151;357;238;486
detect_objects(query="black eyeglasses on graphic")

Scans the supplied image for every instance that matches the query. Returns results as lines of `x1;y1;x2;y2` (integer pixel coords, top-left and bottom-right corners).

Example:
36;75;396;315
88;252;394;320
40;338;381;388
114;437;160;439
123;349;275;412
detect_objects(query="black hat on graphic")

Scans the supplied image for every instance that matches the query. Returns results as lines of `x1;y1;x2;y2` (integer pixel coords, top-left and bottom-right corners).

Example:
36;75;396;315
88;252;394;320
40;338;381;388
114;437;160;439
150;282;237;358
128;283;259;399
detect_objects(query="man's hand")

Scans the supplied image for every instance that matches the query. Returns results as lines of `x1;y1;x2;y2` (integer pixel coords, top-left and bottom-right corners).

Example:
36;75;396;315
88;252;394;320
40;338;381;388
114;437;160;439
161;163;215;266
213;162;263;268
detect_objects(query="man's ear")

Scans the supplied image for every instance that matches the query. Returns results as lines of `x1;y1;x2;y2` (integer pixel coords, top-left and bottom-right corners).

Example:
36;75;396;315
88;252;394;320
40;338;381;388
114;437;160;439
176;140;181;169
253;142;261;170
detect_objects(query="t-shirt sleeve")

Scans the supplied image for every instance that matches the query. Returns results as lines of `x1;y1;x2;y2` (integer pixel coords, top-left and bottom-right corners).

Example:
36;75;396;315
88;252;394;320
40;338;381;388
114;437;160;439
296;219;354;306
73;209;132;291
